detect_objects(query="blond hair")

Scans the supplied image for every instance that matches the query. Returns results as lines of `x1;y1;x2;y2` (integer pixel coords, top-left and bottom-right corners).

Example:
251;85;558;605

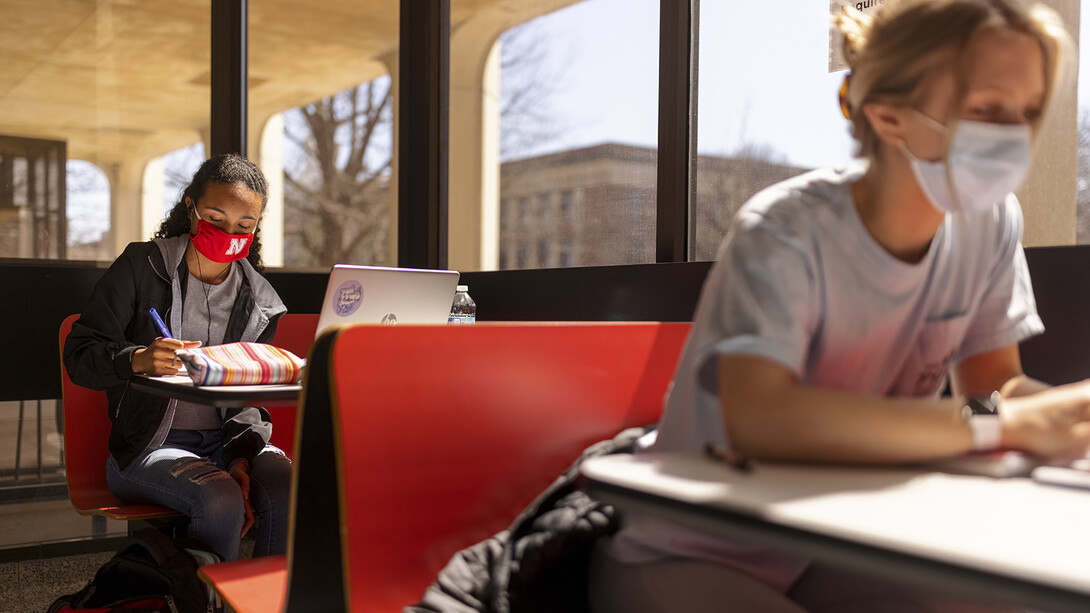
836;0;1072;160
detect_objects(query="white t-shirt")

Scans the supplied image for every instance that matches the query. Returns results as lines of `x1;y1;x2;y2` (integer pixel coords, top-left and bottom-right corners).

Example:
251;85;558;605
609;161;1044;590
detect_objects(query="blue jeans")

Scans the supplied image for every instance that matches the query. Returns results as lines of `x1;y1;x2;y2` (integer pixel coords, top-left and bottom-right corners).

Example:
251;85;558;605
106;429;292;561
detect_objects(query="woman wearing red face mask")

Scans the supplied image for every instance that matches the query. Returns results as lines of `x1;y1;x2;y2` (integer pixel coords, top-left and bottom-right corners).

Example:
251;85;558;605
64;154;291;562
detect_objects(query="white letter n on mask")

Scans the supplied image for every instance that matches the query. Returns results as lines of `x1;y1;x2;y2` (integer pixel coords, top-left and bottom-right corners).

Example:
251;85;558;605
898;112;1033;215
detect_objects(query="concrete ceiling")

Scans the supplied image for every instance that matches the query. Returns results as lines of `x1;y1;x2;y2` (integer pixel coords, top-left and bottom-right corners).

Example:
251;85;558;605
0;0;577;168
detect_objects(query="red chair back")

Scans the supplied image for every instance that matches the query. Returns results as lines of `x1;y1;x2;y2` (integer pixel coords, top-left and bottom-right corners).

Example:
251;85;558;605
267;313;318;459
325;322;690;611
269;313;319;358
59;314;178;519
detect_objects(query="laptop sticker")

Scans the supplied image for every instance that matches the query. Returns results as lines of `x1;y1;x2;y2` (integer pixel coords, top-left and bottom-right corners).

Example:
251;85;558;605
334;280;363;317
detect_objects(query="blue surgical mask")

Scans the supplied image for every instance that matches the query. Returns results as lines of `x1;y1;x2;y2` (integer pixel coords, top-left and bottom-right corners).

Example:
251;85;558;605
898;111;1033;215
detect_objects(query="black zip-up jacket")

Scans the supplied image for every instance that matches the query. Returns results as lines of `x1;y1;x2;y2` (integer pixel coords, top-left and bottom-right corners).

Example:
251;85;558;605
405;427;652;613
63;236;288;470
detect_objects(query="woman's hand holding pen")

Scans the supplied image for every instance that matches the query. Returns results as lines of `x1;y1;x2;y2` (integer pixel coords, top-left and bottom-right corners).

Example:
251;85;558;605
131;337;201;376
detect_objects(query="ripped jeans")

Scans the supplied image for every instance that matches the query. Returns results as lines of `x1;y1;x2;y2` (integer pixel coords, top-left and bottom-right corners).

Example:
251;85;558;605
106;429;292;561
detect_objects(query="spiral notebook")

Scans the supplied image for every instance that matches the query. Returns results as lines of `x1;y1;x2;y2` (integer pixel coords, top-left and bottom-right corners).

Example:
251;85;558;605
314;265;460;339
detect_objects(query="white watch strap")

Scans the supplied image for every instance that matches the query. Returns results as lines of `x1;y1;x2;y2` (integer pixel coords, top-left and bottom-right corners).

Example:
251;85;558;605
968;414;1002;451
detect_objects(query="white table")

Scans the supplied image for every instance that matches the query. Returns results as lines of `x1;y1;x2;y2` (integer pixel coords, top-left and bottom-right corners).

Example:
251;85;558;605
581;452;1090;613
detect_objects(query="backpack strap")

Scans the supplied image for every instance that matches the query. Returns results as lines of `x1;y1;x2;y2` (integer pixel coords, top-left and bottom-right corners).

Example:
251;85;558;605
131;528;193;568
128;528;213;613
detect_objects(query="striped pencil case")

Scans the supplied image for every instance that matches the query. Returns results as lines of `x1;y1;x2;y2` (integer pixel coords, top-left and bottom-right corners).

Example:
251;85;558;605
175;342;306;386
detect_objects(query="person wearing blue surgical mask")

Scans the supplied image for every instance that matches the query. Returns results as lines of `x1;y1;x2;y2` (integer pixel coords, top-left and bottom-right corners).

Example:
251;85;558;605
590;1;1083;611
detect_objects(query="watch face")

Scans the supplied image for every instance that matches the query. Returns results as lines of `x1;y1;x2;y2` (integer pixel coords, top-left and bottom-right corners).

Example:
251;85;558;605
968;393;1000;415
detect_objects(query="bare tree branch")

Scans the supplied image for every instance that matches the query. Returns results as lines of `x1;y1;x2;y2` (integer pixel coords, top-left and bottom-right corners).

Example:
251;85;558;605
280;20;565;266
282;76;395;266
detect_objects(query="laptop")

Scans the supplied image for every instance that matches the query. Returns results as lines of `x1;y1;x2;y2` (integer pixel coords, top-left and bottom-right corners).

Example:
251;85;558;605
314;264;460;339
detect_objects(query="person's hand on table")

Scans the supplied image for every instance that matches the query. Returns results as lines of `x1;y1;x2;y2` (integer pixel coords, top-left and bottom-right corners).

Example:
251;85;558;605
1002;380;1090;459
229;460;255;537
131;337;201;376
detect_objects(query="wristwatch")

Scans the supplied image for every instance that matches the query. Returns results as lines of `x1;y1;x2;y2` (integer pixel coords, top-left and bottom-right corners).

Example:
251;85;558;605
961;390;1003;451
965;391;1002;416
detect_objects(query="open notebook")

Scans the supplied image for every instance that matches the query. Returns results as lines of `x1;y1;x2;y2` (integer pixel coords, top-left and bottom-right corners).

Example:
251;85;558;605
313;264;460;339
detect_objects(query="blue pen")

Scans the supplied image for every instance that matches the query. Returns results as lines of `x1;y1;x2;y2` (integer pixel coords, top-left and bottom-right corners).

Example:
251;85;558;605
149;308;173;339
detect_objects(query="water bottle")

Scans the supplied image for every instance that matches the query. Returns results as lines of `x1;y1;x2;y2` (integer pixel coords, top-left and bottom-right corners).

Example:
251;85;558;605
449;285;476;324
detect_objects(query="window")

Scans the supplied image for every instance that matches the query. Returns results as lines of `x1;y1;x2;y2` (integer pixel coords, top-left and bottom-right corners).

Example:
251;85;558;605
519;196;532;224
691;1;1077;254
500;199;512;229
278;77;394;268
627;188;643;221
249;1;397;269
559;239;574;267
161;144;205;216
0;137;66;259
561;189;576;222
0;1;210;262
66;160;111;262
144;143;206;243
490;0;660;270
627;234;642;260
692;0;849;260
517;243;530;268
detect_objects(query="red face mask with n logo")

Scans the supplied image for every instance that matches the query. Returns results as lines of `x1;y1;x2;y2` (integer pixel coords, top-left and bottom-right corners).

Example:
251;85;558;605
189;209;254;263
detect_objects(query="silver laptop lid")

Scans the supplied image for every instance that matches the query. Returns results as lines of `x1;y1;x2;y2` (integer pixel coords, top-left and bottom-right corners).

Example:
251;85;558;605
314;265;460;339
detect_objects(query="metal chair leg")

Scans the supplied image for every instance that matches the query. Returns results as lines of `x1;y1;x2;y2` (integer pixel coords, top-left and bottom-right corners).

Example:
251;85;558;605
36;399;42;480
14;400;24;481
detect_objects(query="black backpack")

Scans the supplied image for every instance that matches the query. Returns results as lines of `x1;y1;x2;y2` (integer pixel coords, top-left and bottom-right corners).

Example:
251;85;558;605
48;528;220;613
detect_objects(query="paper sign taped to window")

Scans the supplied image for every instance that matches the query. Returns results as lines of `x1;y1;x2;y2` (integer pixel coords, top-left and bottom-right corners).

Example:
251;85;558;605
829;0;888;72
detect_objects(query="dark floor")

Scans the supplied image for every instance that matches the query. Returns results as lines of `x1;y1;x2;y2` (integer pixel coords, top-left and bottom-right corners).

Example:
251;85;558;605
0;550;112;612
0;497;124;612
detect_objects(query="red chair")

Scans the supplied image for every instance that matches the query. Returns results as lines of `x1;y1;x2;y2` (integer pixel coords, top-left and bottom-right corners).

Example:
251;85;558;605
201;322;691;612
59;314;180;522
266;313;318;458
59;313;316;522
329;323;690;611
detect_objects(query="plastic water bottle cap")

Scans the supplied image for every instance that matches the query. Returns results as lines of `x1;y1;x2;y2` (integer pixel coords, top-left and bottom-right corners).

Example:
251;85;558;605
456;285;468;292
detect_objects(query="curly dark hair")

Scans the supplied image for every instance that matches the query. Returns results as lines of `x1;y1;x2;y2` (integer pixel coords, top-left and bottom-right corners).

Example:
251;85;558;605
154;153;270;273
